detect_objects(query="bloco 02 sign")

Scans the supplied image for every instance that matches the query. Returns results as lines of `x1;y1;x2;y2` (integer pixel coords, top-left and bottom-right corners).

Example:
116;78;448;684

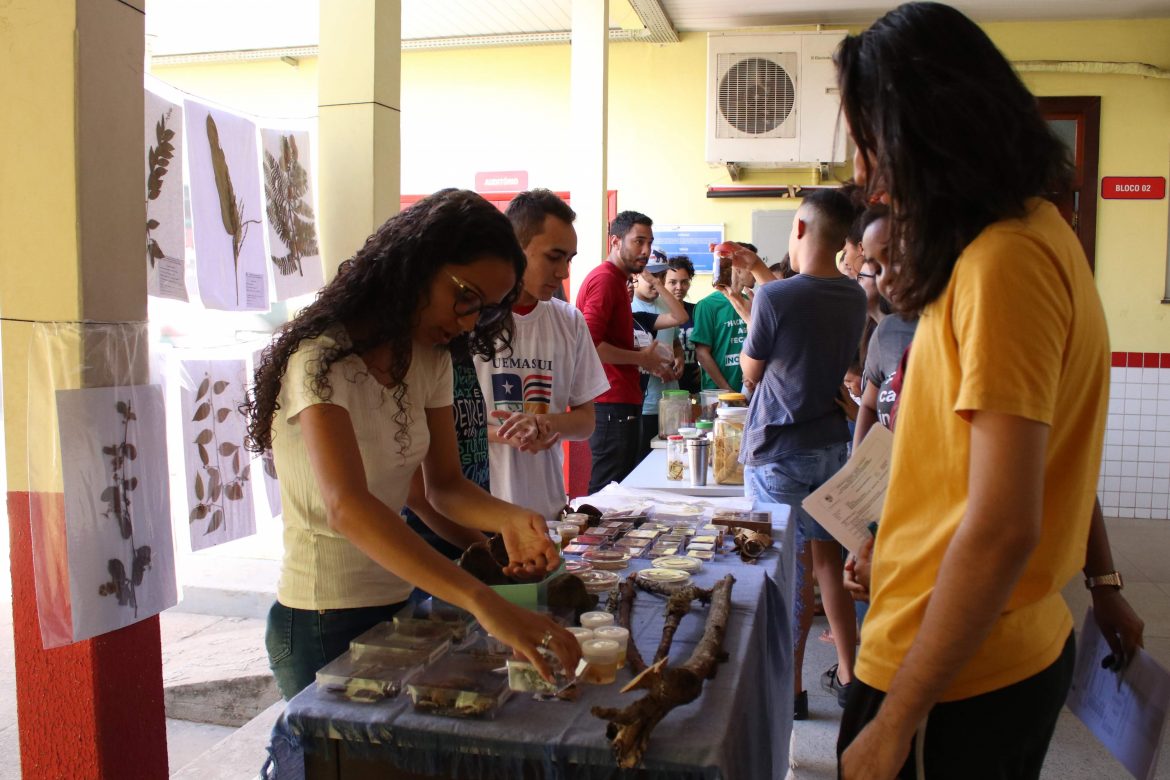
1101;177;1166;200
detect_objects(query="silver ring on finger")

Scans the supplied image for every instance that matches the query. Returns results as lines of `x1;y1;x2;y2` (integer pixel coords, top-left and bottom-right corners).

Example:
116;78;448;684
539;630;553;650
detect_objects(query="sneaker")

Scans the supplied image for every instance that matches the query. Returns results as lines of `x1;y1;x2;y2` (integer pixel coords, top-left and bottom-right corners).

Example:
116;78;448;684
821;664;852;709
794;689;809;720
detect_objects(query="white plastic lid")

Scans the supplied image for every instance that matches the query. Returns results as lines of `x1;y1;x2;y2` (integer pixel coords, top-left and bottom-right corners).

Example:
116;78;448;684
581;638;621;663
716;406;749;418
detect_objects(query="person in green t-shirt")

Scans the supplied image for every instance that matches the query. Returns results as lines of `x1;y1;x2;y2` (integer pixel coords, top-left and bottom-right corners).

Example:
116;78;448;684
691;243;756;391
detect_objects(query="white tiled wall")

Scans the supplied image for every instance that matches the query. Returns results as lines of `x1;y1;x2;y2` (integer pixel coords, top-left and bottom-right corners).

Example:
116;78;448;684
1098;362;1170;520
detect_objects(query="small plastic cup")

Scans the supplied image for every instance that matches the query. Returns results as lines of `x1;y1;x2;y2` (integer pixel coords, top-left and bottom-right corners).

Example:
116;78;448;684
563;512;591;530
566;626;594;647
556;522;580;546
579;611;615;631
580;638;620;684
592;626;630;669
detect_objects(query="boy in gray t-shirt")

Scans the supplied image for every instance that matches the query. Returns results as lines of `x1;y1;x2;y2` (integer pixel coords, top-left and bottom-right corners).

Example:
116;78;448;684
737;188;867;716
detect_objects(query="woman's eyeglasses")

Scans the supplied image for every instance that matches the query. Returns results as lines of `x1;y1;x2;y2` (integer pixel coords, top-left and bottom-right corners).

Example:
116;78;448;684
449;274;510;329
857;272;877;280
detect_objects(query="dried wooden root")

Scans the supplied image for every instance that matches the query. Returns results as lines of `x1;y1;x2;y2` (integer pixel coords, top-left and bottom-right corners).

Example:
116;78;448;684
592;574;735;769
634;578;713;604
617;576;648;675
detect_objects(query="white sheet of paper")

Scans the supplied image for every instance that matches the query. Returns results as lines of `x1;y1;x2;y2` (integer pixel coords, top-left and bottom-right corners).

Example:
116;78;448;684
185;99;270;311
179;359;256;551
260;127;324;300
800;425;893;555
145;88;188;302
1067;607;1169;780
56;385;178;643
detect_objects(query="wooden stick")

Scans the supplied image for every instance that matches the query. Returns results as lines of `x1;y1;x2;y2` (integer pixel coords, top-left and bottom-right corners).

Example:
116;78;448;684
592;574;736;768
617;575;648;675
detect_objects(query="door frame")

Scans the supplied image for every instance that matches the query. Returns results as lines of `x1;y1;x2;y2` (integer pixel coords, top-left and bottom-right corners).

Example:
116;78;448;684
1039;96;1100;271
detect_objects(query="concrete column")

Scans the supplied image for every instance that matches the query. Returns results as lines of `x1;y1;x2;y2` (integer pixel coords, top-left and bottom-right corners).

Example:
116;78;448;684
569;0;610;303
0;0;168;776
318;0;402;277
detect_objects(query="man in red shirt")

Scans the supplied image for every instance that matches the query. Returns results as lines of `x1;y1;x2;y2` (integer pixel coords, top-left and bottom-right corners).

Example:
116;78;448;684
577;211;673;493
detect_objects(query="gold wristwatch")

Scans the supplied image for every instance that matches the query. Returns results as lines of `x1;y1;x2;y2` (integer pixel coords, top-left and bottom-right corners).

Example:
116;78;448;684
1084;571;1123;590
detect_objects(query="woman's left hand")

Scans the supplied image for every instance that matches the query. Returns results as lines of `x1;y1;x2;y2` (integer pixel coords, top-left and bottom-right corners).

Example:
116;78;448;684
501;512;561;580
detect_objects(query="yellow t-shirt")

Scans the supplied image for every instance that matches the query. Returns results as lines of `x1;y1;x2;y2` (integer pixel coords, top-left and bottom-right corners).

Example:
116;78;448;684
855;199;1109;701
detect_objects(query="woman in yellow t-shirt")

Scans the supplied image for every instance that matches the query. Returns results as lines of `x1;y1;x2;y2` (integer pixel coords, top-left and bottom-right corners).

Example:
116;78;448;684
833;5;1115;779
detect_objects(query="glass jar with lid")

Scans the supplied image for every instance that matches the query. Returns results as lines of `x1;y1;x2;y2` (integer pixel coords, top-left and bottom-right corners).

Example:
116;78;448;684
658;389;692;439
713;407;748;485
717;392;748;409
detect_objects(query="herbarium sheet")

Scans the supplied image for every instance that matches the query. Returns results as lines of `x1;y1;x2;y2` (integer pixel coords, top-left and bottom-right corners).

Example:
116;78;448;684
185;99;270;311
56;384;178;643
179;359;257;550
145;86;188;302
260;127;324;300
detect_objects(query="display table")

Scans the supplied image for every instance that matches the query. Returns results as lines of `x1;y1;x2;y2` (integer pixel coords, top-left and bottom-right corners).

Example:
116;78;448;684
621;449;745;498
263;505;793;780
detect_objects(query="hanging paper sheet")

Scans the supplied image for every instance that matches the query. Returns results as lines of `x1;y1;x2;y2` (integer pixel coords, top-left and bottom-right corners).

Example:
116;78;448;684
260;127;324;300
178;359;256;550
185;99;270;311
144;87;188;301
27;321;178;648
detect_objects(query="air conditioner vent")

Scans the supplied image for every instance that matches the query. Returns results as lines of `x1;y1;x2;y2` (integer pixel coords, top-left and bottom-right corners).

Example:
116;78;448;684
716;54;797;138
706;32;847;167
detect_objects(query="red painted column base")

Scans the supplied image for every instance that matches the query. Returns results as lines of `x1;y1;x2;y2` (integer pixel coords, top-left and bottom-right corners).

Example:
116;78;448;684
8;491;169;779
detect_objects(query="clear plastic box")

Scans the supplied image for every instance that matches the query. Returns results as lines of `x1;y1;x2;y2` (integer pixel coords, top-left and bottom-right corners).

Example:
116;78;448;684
315;651;424;703
394;598;477;642
407;653;512;718
350;621;451;665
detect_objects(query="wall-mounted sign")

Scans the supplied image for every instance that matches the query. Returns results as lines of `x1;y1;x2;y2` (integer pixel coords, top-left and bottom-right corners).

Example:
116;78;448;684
475;170;528;193
1101;176;1165;200
653;225;725;274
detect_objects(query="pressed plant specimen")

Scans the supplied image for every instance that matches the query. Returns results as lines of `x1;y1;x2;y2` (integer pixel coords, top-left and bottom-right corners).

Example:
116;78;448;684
97;399;152;617
188;373;251;535
264;133;319;277
146;108;177;268
206;113;260;304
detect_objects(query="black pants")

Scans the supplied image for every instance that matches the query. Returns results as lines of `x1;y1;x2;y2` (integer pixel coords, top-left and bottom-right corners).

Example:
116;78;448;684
588;403;641;494
837;632;1075;780
638;413;659;460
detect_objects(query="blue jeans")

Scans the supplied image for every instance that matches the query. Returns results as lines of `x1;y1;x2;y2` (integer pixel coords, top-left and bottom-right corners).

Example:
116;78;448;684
265;599;408;700
745;442;850;649
744;443;849;544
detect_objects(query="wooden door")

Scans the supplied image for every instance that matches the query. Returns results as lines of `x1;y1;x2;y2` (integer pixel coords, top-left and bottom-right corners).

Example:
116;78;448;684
1039;96;1100;271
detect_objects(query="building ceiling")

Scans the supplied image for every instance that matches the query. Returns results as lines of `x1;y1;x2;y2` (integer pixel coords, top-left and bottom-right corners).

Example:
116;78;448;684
145;0;1170;56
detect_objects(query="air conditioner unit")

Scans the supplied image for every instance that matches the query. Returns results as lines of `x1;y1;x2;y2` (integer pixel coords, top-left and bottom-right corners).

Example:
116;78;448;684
706;31;847;168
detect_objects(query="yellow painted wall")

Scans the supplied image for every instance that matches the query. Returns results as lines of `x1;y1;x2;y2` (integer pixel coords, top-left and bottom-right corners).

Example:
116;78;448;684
0;1;82;491
151;16;1170;350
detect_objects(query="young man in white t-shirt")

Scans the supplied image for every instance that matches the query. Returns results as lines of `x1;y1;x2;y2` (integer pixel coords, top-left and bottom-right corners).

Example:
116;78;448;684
474;190;610;520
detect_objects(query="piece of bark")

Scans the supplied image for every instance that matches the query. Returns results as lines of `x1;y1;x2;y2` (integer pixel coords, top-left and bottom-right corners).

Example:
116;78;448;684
592;574;736;768
617;575;648;675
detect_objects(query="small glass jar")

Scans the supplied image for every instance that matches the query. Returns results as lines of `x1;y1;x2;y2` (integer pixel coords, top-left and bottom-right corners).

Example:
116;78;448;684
562;512;590;531
694;419;714;438
666;435;686;481
713;406;748;485
717;392;748;409
580;638;620;684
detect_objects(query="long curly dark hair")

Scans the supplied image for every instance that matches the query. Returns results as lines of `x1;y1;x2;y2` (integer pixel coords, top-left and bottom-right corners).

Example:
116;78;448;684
835;2;1073;315
244;188;525;454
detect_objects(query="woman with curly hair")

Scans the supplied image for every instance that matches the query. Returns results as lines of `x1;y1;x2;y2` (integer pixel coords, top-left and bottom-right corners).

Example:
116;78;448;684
246;189;578;698
833;4;1110;778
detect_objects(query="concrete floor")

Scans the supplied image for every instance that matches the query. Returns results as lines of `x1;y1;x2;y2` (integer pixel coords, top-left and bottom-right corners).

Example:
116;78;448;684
790;515;1170;780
